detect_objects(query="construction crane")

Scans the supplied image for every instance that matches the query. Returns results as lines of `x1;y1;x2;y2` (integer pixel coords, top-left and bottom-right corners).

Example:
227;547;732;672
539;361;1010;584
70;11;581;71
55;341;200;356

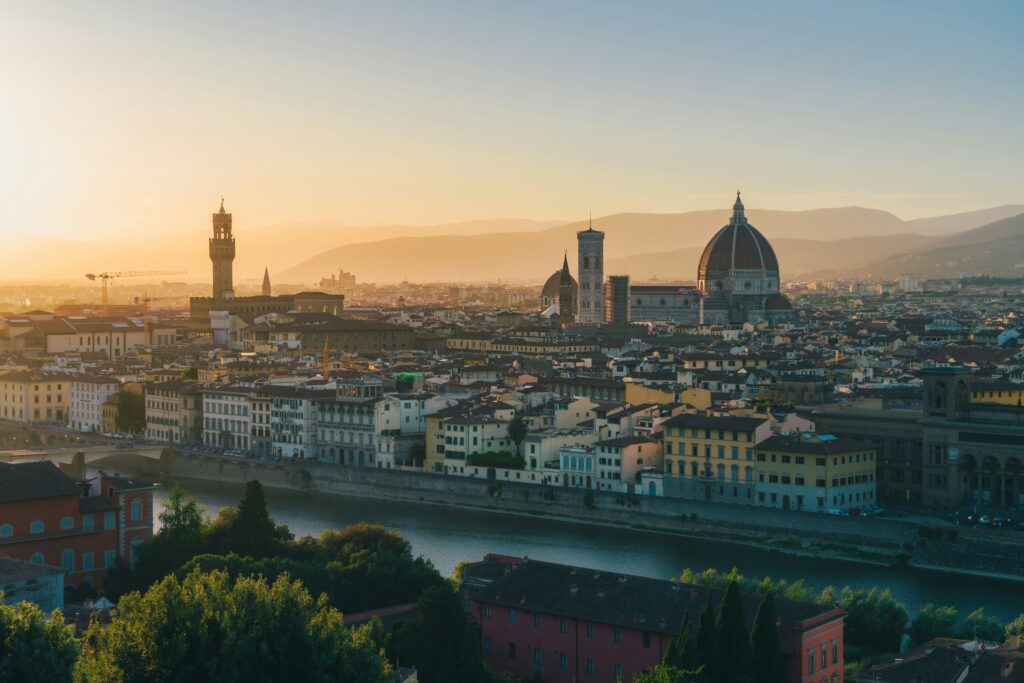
85;270;186;316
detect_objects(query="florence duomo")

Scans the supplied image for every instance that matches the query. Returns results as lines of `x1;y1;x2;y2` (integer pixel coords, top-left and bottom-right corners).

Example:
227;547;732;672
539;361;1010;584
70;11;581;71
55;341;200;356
2;2;1023;682
540;193;792;328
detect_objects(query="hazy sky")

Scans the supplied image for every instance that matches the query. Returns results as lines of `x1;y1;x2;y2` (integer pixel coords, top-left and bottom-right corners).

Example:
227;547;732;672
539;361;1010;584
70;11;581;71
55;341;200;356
1;1;1021;240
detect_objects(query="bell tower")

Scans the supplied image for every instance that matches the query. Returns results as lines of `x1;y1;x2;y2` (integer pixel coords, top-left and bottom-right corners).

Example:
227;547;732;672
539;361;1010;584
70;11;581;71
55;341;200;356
209;197;235;300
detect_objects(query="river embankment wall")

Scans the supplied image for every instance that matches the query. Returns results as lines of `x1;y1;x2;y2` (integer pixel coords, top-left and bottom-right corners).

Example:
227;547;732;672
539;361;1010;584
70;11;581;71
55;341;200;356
98;450;1024;580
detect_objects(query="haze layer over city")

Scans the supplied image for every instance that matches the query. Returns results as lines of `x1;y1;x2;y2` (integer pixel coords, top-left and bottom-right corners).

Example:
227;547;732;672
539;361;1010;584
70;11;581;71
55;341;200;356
1;3;1023;683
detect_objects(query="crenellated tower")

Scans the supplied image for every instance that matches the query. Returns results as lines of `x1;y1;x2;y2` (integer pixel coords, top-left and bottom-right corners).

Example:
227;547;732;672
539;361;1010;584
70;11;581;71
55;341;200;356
209;197;235;300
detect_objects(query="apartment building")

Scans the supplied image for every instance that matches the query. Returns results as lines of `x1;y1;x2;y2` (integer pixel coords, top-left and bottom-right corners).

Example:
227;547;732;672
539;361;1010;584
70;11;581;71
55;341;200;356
69;375;120;432
755;434;877;512
0;370;69;424
661;413;772;503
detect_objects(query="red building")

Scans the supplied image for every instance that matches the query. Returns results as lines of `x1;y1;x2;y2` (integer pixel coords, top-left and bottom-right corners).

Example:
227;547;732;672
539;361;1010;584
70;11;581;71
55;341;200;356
462;555;844;683
0;461;154;590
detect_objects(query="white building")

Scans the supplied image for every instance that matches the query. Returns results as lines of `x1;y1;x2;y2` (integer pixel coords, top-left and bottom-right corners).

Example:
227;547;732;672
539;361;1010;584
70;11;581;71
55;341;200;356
69;375;119;432
270;386;326;459
202;386;254;451
554;444;597;488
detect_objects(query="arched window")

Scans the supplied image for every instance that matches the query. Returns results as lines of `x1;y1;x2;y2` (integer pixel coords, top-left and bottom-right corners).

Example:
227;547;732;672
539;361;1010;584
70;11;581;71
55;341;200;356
61;549;75;572
30;552;45;564
0;524;13;538
29;519;44;534
60;516;74;530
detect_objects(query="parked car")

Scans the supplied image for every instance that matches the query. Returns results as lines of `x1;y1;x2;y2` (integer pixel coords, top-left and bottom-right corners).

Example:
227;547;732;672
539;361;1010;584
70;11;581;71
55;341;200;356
827;508;850;516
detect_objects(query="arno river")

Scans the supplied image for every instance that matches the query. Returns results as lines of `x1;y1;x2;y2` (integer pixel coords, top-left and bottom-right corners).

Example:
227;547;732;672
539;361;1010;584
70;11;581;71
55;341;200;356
146;475;1024;622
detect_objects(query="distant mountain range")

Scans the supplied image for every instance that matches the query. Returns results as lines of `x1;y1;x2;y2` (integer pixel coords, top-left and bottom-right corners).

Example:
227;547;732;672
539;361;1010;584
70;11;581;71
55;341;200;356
5;205;1024;285
279;205;1024;283
1;218;564;283
840;213;1024;280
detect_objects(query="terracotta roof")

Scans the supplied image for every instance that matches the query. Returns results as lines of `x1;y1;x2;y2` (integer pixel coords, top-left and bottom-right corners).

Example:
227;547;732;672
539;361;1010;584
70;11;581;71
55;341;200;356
0;462;81;503
467;556;840;636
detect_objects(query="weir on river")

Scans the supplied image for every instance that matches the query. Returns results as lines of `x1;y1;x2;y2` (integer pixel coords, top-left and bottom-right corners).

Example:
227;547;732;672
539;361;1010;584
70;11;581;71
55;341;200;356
139;472;1024;623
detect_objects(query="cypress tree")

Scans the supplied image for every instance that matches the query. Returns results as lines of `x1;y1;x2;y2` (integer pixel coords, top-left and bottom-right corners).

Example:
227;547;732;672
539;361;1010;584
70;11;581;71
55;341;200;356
696;592;720;683
665;610;698;671
716;580;753;683
750;591;786;683
234;480;276;557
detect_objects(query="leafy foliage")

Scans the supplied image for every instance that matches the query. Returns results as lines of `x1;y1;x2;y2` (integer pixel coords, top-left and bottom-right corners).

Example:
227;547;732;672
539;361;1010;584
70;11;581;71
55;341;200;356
507;415;527;454
74;569;393;683
695;593;720;682
1006;612;1024;638
909;604;958;647
956;608;1004;642
391;585;479;683
632;664;701;683
715;581;752;683
837;587;907;655
107;482;444;619
114;389;146;435
0;601;78;683
749;591;786;683
664;611;698;672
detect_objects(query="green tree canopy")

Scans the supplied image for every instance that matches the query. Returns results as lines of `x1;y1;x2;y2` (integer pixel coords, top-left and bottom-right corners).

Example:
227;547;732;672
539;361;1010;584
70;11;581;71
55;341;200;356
114;389;146;435
956;608;1004;642
749;591;786;683
0;601;77;683
106;485;208;596
632;664;701;683
715;581;752;683
391;584;480;683
507;415;527;455
1006;612;1024;639
839;587;907;654
74;569;392;683
695;593;720;683
909;604;958;647
203;481;292;559
664;611;698;672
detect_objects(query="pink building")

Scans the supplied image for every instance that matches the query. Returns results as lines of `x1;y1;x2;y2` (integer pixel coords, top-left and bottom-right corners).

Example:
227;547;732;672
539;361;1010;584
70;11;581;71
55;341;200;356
462;554;844;683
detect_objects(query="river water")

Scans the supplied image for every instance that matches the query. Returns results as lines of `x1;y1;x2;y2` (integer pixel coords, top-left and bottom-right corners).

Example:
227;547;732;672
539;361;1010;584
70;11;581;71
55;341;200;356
144;474;1024;623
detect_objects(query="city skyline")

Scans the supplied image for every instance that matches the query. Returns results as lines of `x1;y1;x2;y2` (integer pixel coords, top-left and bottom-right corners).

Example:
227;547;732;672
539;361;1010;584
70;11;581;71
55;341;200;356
2;0;1023;241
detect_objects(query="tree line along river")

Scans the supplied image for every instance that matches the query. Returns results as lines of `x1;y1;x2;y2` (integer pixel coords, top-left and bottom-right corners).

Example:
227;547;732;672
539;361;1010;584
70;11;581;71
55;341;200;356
142;473;1024;624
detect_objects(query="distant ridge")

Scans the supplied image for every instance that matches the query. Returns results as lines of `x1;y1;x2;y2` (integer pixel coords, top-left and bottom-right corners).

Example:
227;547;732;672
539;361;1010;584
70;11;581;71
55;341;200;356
279;206;1022;284
4;205;1023;283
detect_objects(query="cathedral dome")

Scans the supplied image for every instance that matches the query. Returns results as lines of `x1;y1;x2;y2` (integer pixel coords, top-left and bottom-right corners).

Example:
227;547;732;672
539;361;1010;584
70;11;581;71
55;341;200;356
697;193;779;279
541;260;577;300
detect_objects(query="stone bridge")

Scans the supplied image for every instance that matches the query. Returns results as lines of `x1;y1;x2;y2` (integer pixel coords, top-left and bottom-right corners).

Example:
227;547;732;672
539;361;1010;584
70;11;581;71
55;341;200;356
0;446;166;479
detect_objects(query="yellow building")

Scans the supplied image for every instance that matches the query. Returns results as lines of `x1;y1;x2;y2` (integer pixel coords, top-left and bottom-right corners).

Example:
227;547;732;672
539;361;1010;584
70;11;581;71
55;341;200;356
623;382;711;410
424;412;449;473
971;380;1024;406
661;413;772;503
754;434;876;513
0;370;69;424
101;397;119;434
676;354;775;371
